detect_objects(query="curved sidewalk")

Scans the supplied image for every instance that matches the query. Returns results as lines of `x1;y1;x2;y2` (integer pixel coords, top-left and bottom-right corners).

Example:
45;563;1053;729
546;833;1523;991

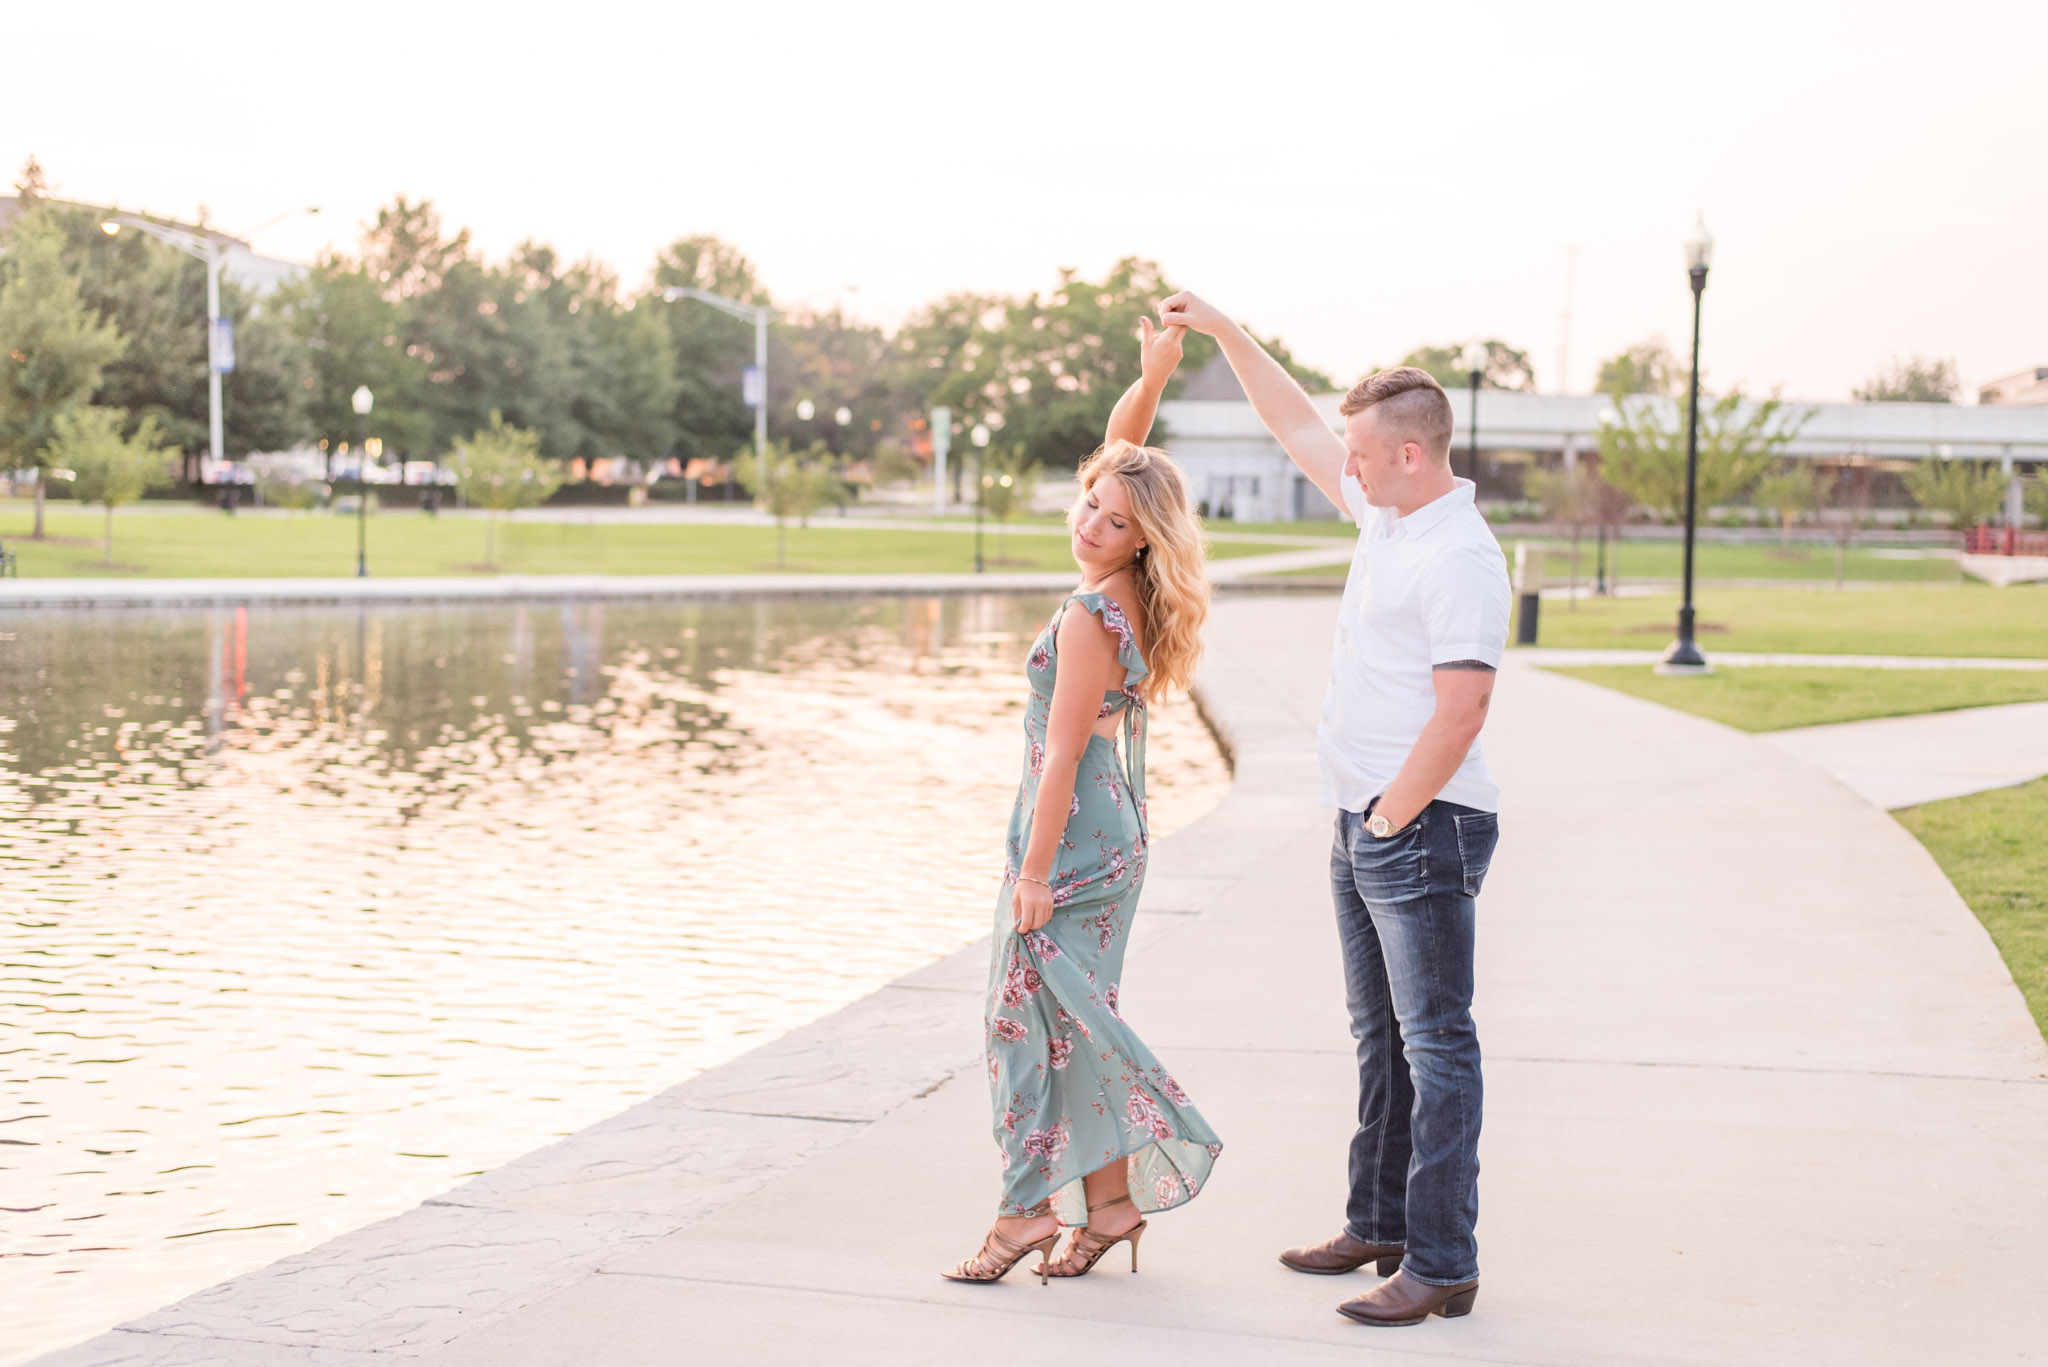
38;596;2048;1366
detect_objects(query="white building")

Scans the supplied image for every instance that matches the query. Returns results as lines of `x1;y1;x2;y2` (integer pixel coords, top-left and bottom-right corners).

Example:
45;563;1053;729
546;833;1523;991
1160;371;2048;522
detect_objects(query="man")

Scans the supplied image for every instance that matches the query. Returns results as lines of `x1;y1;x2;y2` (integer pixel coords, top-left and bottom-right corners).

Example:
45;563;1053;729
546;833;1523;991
1157;292;1510;1327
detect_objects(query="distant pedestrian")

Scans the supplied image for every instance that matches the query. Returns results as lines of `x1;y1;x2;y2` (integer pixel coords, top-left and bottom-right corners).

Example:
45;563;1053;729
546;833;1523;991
1158;291;1510;1327
944;319;1225;1283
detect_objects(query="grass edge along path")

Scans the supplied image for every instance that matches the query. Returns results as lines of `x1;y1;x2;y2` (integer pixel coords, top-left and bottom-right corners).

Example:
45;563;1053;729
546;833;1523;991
1543;666;2048;733
1895;778;2048;1044
1514;585;2048;659
0;509;1300;580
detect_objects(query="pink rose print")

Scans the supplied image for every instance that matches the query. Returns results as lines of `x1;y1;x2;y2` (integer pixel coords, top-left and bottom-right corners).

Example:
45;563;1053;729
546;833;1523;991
1023;930;1061;960
1001;1107;1019;1134
1022;1123;1070;1161
1070;793;1080;817
1105;983;1122;1020
1030;740;1044;775
992;1016;1029;1043
1161;1075;1190;1105
1048;1037;1074;1070
1028;639;1050;672
1022;966;1043;995
1126;1086;1173;1142
1154;1174;1181;1206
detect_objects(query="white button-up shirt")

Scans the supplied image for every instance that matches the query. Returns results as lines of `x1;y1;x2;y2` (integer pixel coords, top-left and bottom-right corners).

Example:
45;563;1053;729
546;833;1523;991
1318;474;1511;814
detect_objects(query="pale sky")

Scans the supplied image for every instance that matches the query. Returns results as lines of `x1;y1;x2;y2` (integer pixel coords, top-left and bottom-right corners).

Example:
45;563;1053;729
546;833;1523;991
11;0;2044;401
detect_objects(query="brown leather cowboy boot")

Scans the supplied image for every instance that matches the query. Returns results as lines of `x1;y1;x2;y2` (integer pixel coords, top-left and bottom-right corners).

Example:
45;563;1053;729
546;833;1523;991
1277;1231;1403;1277
1336;1268;1478;1326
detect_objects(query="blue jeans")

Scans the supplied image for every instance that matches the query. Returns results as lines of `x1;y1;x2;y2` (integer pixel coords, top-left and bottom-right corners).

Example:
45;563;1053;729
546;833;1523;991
1330;799;1498;1286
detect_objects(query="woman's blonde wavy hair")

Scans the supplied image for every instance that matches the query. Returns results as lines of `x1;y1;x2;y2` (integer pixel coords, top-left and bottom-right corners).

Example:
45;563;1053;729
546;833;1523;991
1070;439;1208;703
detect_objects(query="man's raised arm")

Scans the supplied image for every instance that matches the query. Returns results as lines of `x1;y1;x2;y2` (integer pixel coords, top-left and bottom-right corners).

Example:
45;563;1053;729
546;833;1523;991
1157;291;1348;512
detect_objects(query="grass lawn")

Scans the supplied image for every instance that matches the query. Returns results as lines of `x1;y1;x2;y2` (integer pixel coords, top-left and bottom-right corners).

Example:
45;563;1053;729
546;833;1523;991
1545;666;2048;732
1895;778;2048;1043
0;507;1298;578
1520;585;2048;658
1500;538;1960;585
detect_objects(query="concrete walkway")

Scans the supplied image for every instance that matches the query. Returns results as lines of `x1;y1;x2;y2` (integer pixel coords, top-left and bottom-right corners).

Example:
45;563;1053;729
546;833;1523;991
1763;700;2048;809
37;597;2048;1366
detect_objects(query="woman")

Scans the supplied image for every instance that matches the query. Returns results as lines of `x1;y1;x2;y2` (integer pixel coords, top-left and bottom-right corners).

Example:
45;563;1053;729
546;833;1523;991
945;319;1221;1284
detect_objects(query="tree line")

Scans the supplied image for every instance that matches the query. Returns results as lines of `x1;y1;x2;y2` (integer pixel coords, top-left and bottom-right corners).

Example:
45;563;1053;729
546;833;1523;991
1;166;1333;534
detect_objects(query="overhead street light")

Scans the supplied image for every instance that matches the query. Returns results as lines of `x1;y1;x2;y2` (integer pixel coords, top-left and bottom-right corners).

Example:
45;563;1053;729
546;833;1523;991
101;207;319;484
1659;213;1715;675
663;286;773;497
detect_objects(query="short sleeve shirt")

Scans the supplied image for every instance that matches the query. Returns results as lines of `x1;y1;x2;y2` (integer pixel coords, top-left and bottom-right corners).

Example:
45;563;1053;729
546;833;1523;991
1319;474;1512;813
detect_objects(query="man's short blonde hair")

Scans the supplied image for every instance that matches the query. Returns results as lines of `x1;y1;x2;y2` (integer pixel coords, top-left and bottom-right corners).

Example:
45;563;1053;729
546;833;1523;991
1339;366;1454;462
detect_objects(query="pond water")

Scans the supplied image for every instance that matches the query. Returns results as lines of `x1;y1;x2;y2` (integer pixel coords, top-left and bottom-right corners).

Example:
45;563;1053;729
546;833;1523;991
0;594;1231;1364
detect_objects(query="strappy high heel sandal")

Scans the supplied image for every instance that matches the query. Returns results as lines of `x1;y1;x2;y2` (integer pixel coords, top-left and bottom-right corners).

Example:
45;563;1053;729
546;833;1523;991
1046;1193;1148;1277
941;1202;1058;1284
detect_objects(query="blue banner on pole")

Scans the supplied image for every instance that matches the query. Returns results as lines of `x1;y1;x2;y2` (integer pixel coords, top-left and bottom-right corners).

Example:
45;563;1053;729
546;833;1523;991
741;366;763;408
213;317;236;374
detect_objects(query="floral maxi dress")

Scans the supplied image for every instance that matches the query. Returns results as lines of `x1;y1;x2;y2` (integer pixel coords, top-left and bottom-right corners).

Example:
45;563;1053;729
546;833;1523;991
987;591;1222;1225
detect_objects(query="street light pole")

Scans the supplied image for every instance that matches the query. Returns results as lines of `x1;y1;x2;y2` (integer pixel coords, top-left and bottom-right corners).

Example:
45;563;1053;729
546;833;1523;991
663;286;773;497
1661;215;1715;674
102;209;318;486
352;385;374;577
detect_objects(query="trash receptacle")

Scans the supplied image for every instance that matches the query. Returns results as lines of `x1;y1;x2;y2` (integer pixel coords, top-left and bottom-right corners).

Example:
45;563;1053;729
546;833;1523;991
1513;544;1546;646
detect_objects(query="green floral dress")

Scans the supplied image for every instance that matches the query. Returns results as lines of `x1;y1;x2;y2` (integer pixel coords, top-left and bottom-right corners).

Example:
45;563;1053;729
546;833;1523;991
987;591;1222;1225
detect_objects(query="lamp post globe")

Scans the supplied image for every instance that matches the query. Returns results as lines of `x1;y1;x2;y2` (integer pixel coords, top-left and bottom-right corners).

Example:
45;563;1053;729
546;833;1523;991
1661;214;1713;674
352;386;374;578
796;398;815;422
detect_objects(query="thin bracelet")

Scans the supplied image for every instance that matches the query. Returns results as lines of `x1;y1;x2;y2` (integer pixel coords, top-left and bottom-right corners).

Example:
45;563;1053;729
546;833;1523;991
1017;875;1052;890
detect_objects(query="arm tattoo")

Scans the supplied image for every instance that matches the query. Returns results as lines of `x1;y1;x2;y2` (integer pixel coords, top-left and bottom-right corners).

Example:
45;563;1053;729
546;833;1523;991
1434;660;1496;673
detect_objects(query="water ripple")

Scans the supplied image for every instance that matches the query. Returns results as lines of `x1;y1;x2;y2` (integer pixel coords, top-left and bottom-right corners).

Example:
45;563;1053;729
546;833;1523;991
0;594;1229;1363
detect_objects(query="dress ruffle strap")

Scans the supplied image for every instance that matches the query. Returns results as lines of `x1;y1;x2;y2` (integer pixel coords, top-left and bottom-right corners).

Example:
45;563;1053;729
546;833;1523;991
1056;592;1149;839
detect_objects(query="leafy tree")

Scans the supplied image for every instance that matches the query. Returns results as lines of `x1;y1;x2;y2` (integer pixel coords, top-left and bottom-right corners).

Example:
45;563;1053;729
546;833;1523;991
778;306;893;456
1521;463;1609;606
0;211;128;536
2026;474;2047;529
1753;469;1820;547
897;259;1331;477
1599;392;1807;521
279;257;414;475
978;444;1041;560
733;439;847;567
1854;355;1958;403
449;412;561;568
1400;340;1533;391
1819;463;1877;587
49;405;174;564
255;467;323;514
1595;340;1679;399
1904;458;2004;530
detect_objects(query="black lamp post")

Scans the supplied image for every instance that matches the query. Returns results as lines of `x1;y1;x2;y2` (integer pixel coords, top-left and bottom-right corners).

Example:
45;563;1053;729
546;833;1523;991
1460;341;1486;485
352;384;373;578
1661;215;1714;673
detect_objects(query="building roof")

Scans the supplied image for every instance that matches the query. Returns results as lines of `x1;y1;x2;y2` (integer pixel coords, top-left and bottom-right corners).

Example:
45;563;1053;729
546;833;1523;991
1160;389;2048;461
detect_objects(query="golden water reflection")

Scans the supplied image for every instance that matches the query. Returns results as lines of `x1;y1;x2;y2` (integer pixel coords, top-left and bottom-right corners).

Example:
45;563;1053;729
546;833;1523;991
0;594;1231;1364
